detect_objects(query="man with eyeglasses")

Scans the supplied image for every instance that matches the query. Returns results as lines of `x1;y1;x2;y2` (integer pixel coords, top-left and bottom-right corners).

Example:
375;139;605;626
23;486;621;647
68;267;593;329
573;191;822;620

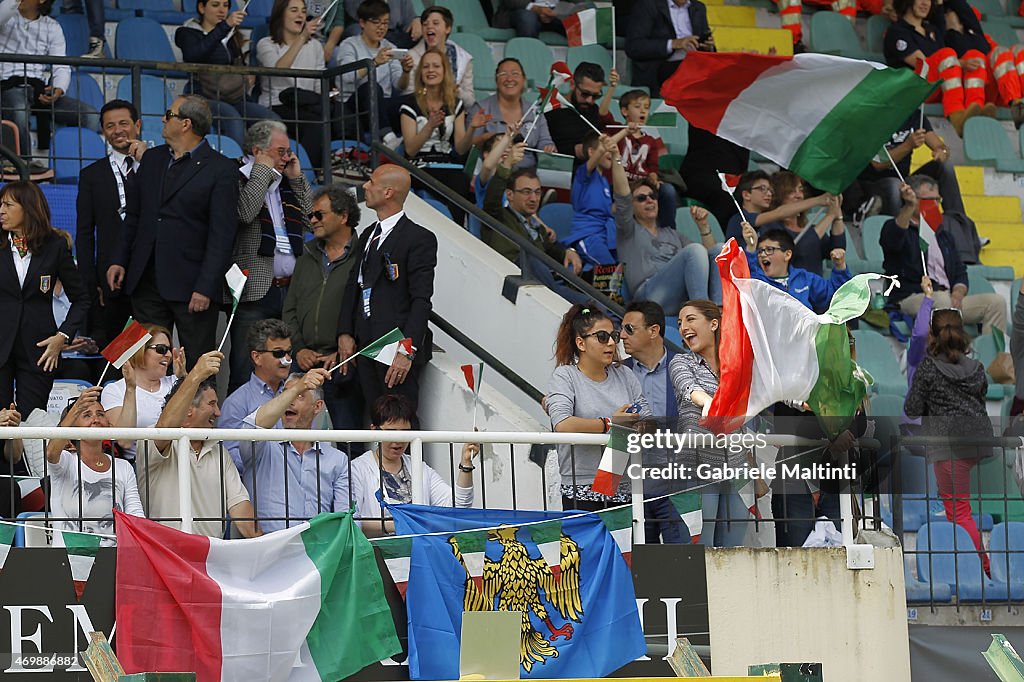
284;186;365;433
743;225;851;313
483;139;583;298
220;319;296;473
880;177;1006;334
544;62;616;162
226;119;312;394
724;170;834;245
107;95;240;370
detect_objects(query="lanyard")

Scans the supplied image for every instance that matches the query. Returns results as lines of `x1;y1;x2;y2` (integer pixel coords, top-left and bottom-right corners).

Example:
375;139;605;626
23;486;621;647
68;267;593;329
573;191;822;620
108;155;129;219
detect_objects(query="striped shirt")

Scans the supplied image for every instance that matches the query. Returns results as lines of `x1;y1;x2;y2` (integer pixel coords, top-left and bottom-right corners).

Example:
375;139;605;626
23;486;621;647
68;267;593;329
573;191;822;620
0;0;70;92
668;351;744;468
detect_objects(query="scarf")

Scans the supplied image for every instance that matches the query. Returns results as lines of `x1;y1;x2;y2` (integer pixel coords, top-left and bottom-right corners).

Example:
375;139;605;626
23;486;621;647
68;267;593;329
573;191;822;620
10;234;27;257
255;176;305;258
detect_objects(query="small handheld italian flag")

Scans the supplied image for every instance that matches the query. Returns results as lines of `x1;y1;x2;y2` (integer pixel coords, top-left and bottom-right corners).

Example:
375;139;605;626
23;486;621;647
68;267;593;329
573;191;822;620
217;264;249;353
563;4;614;47
592;424;633;496
536;151;575;190
101;318;151;369
360;328;413;366
461;362;484;429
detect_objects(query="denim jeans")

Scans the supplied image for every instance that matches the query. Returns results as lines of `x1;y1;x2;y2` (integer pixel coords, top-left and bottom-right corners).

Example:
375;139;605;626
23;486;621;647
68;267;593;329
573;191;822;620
644;497;690;544
698;482;750;547
633;242;716;315
62;0;104;39
771;489;841;547
0;87;100;157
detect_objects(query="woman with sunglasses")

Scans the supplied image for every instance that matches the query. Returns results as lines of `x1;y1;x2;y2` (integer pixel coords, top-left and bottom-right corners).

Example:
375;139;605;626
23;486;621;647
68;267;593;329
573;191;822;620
547;303;650;510
904;301;992;575
669;300;752;546
100;324;185;464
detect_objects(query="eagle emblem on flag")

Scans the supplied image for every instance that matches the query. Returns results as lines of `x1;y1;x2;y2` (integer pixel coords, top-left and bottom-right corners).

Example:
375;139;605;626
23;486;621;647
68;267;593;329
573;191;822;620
449;527;583;673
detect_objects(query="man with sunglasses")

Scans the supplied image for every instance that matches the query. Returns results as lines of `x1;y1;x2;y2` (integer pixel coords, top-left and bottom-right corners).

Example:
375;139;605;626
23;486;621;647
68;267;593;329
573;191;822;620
226;120;312;394
544;62;616;163
880;177;1006;334
107;95;240;370
743;225;851;313
220;319;295;473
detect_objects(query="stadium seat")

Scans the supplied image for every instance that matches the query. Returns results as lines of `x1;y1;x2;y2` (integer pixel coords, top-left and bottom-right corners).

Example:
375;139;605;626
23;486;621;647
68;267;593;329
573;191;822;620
963;116;1024;172
989;522;1024;585
289;139;316;184
115;17;188;77
49;127;105;184
451;34;496;91
504;37;555;87
865;15;891;55
56;13;89;57
972;0;1006;17
916;520;1024;601
1012;277;1021;311
904;566;953;603
249;23;271;65
65;73;104;113
40;184;80;238
446;0;516;40
982;20;1018;46
659;117;689;156
116;75;174;144
247;0;275;17
421;194;453;220
539;30;568;46
859;214;890;265
808;13;875;60
676;206;725;243
967;268;997;294
851;328;906;396
567;44;613;76
971;333;1014;400
538;202;573;241
119;0;190;23
206;133;244;159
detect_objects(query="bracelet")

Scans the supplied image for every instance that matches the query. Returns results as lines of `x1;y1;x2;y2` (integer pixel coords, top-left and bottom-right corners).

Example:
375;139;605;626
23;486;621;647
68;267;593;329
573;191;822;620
602;417;611;433
458;463;476;472
57;331;70;345
699;230;711;237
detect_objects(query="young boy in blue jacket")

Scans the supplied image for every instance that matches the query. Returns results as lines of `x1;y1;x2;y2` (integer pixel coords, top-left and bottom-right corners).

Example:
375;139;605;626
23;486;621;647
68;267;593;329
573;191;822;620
741;224;851;313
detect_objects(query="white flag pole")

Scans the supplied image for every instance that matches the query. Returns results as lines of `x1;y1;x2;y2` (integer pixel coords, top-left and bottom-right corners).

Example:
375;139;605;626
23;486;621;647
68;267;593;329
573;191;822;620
883;145;906;183
328;353;358;374
216;307;237;353
96;362;111;386
471;365;484;431
516;98;540;129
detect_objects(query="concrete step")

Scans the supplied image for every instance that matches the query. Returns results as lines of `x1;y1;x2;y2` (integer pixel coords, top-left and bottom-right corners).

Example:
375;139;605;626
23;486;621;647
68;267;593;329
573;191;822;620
977;222;1023;248
954;165;986;196
962;193;1022;222
977;248;1024;275
713;26;793;55
706;5;758;26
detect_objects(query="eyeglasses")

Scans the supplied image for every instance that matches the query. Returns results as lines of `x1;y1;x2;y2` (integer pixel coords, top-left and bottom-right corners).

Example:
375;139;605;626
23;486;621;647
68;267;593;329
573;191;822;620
364;16;388;25
757;246;783;257
163;109;186;121
622;323;646;335
268;146;293;157
147;343;171;355
511;188;543;196
255;348;293;358
308;209;332;221
632;192;657;203
496;70;524;79
581;330;620;344
576;87;603;100
749;184;772;193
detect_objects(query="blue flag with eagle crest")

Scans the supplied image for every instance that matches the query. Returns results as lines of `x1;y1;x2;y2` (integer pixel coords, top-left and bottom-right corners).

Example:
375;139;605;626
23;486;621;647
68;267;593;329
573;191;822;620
388;504;645;680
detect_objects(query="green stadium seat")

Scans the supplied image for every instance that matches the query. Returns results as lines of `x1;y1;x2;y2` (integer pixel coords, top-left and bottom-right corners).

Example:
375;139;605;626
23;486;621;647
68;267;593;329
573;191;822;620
963;116;1024;172
676;206;725;243
659;116;689;156
451;33;497;91
852;328;907;396
973;0;1006;17
982;20;1018;46
969;263;1016;282
859;214;891;264
972;333;1015;399
1012;277;1021;311
659;153;684;172
447;0;516;40
538;31;568;46
504;37;555;87
967;269;997;294
808;12;875;60
567;44;613;78
866;14;891;54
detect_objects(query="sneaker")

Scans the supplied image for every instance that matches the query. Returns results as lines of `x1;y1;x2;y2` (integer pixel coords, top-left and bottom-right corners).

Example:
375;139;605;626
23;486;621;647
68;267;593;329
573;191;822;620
852;194;879;229
382;131;402;150
83;37;104;59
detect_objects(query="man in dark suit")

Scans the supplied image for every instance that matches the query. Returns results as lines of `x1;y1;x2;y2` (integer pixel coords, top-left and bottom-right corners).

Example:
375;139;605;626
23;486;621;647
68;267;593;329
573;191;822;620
107;95;240;369
76;99;146;348
336;165;437;411
625;0;714;97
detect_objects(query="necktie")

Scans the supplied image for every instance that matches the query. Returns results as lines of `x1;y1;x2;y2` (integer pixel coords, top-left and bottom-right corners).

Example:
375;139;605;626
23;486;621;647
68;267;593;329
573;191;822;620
361;223;382;275
124;157;134;179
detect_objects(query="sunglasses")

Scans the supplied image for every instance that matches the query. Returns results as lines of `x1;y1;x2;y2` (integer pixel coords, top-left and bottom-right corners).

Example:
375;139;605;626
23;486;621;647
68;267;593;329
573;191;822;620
581;330;620;344
308;210;331;221
622;323;645;335
255;348;293;358
147;343;171;355
930;307;963;323
576;88;602;100
164;109;186;121
633;192;657;203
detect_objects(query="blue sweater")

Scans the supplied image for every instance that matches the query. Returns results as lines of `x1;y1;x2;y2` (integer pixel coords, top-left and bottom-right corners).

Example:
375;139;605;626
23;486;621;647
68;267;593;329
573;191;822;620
566;164;614;248
745;251;852;313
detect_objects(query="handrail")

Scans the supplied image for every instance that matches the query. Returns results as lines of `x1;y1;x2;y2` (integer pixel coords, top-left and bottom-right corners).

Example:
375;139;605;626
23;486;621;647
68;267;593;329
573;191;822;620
430;311;545;404
373;144;687;355
0;145;28;180
0;52;357;79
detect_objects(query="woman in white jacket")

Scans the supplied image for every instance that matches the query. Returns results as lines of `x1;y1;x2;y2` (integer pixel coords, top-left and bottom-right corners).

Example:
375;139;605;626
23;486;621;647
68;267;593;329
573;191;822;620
351;393;479;536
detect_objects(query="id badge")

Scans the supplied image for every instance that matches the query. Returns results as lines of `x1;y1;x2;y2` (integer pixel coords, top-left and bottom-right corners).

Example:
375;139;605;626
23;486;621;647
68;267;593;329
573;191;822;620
384;253;399;281
362;287;372;319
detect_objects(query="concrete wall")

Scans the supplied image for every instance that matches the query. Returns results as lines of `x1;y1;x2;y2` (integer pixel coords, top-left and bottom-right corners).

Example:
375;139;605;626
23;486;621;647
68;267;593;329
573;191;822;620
705;547;911;682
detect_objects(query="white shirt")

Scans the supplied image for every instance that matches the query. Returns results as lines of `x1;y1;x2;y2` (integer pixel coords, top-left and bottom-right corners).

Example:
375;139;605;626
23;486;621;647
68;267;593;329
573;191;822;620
349;450;472;523
10;241;30;288
101;375;177;461
109;149;136;174
239;157;295;278
358;210;405;286
666;0;695;61
0;0;70;91
48;449;145;545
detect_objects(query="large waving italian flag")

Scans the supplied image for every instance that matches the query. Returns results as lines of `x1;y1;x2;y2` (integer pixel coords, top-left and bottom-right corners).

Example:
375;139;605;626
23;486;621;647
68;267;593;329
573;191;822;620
661;52;935;194
707;239;876;435
115;511;401;682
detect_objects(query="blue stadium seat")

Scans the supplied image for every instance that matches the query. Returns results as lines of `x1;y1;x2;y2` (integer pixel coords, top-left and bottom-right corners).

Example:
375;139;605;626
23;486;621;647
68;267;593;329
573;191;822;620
421;194;453;220
865;15;891;55
119;0;191;23
115;17;188;77
289;139;316;184
49;127;105;184
659;116;689;156
40;184;81;240
503;37;555;87
904;566;952;603
56;13;89;57
249;23;271;65
989;522;1024;585
917;520;1024;601
65;73;104;114
538;202;573;242
206;133;244;159
808;12;875;60
116;75;174;145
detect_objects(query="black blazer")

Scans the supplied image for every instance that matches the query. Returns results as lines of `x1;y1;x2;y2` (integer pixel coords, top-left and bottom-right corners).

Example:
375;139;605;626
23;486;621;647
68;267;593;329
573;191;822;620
625;0;711;94
114;141;240;302
337;215;437;366
0;232;89;366
76;155;127;297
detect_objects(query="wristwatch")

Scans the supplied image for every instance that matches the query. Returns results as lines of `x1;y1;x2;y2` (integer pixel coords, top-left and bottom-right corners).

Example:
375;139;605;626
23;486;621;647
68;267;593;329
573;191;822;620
459;463;476;472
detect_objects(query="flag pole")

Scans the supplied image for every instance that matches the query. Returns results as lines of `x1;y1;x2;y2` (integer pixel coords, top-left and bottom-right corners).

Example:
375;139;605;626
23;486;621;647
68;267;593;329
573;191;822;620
919;106;924;131
97;362;111;386
516;98;540;129
471;365;484;431
883;146;906;183
216;309;237;353
524;147;573;157
611;7;617;72
327;353;358;374
522;77;555;143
